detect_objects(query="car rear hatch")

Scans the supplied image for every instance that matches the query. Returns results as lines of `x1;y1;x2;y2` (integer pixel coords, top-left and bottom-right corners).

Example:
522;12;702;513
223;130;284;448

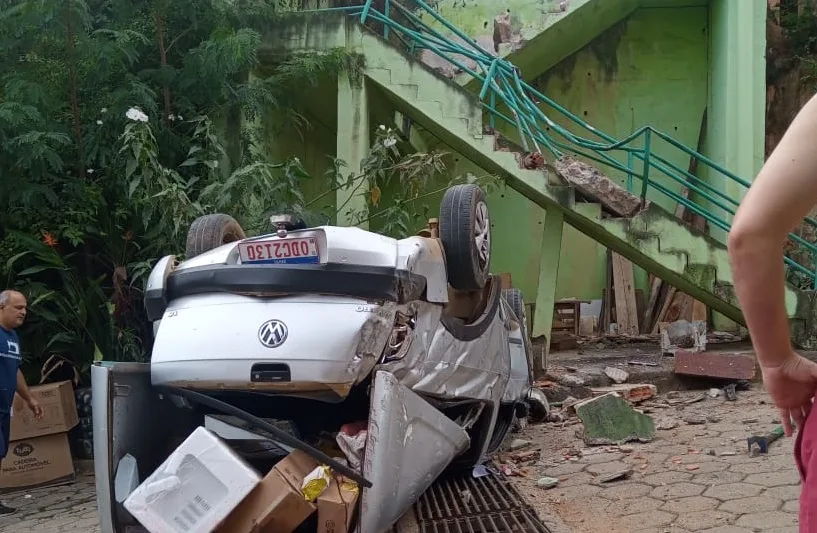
150;293;398;398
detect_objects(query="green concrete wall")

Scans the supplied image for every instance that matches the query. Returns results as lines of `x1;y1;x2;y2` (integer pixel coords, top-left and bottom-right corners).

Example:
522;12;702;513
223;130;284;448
256;95;339;224
423;0;591;51
508;6;708;302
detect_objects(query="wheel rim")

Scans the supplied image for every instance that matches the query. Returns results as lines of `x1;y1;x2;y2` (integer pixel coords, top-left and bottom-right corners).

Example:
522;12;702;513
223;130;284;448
475;201;490;269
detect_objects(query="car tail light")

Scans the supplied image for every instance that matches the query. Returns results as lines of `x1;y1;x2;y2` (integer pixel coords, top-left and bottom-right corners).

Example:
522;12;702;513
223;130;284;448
382;311;415;363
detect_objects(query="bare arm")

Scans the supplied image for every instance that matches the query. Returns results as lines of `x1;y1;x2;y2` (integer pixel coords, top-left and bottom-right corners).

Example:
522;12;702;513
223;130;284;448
729;93;817;366
15;370;33;404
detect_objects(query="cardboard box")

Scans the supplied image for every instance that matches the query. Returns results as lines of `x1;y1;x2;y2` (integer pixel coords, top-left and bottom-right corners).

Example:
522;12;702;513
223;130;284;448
317;476;360;533
124;427;261;533
10;381;79;440
215;449;319;533
0;432;75;493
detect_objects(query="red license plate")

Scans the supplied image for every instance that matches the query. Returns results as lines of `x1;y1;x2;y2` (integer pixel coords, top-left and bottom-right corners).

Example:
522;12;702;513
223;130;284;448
238;237;319;265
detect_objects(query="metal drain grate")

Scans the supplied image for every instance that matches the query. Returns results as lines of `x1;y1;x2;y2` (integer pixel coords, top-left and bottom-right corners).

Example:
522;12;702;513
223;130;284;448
414;469;552;533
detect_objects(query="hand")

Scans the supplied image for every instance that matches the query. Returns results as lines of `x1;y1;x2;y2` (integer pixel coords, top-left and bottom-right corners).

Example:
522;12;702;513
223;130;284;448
761;351;817;436
26;399;43;421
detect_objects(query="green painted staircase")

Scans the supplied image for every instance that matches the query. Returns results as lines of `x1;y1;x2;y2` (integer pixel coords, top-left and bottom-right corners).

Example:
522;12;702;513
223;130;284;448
262;5;817;349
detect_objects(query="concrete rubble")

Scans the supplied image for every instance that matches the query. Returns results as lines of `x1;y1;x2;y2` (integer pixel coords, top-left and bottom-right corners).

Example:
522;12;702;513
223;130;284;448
574;393;656;445
501;381;802;533
660;320;707;355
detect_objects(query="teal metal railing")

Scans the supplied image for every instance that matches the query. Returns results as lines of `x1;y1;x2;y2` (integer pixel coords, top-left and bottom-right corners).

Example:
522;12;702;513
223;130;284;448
307;0;817;289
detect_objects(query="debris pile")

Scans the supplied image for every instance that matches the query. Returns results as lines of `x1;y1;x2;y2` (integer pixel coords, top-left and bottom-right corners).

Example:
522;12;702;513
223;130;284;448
120;418;370;533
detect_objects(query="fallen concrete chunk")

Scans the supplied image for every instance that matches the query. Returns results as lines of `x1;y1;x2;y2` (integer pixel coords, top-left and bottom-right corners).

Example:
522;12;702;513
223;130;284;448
554;156;643;217
537;476;559;489
575;393;656;446
557;373;587;387
674;350;757;380
604;366;629;384
684;413;707;425
661;320;707;354
590;383;657;403
598;468;633;483
508;439;532;451
656;417;679;430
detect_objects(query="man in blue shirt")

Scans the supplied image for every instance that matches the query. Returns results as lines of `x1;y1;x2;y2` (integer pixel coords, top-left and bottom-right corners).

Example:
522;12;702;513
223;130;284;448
0;290;42;515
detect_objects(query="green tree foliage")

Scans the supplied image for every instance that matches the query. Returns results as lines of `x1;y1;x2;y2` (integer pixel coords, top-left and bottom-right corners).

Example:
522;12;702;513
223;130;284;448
0;0;500;377
0;0;349;374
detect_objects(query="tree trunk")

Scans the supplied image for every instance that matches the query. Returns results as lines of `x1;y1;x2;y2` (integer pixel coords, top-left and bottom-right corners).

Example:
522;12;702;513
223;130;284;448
65;4;86;177
152;8;172;127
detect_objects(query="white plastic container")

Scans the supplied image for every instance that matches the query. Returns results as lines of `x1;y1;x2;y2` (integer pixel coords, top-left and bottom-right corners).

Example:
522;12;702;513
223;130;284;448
124;426;261;533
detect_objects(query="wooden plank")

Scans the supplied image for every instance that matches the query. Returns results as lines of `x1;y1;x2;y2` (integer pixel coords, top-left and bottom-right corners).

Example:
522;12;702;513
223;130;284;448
651;286;677;334
664;291;690;323
499;272;513;289
590;384;658;403
600;288;609;334
635;289;646;333
602;250;613;333
642;275;664;333
611;252;639;335
691;299;708;323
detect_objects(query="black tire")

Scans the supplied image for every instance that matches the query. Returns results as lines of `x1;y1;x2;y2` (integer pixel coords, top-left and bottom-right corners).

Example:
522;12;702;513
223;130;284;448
485;403;516;455
185;214;246;258
502;288;526;327
439;184;491;291
502;288;535;380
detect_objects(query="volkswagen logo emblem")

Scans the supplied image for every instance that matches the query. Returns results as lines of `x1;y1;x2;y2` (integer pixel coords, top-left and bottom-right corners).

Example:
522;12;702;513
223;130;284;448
258;320;288;348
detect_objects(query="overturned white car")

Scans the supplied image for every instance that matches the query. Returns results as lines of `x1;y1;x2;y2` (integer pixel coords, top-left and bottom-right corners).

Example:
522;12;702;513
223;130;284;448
92;184;548;533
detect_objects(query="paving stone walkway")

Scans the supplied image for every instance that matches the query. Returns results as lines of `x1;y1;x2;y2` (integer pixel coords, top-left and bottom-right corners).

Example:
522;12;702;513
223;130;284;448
0;471;99;533
510;385;802;533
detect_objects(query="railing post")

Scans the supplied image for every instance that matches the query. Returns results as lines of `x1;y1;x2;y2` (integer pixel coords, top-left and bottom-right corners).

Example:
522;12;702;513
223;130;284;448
479;60;498;101
489;91;496;130
813;250;817;290
627;152;634;193
383;0;390;39
639;130;652;205
359;0;374;24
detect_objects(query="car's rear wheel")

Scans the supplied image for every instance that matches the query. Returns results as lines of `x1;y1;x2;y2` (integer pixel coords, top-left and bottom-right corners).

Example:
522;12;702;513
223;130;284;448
185;213;245;258
439;184;491;291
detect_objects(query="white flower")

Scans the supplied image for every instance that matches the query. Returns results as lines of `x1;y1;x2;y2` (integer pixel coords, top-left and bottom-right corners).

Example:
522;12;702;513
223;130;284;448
383;135;397;148
101;108;107;114
379;124;386;130
96;120;103;125
87;168;95;174
177;114;183;121
126;107;148;122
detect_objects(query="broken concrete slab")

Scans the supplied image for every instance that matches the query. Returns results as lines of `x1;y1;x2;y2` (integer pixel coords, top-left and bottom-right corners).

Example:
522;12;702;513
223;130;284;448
684;413;707;425
656;417;679;430
508;439;532;451
557;373;587;387
604;366;629;384
575;392;656;446
674;350;757;380
554;155;643;217
598;468;633;483
660;320;707;354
